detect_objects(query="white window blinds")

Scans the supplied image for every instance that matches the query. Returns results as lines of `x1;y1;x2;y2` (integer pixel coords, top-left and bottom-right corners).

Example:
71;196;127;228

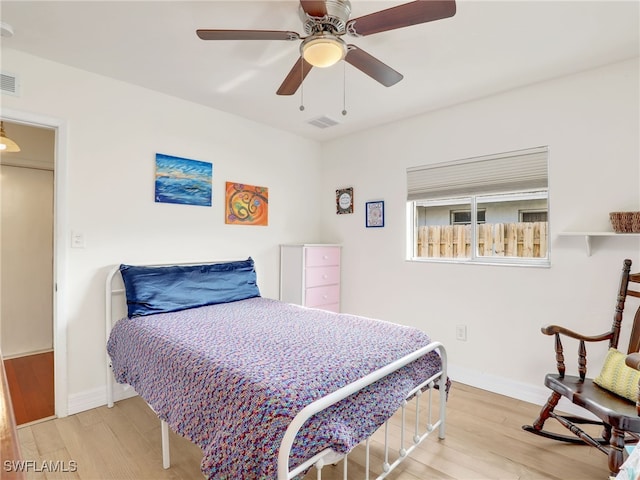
407;146;548;201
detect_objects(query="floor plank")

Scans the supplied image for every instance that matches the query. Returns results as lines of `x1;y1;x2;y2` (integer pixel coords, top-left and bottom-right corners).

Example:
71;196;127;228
16;382;615;479
4;352;54;425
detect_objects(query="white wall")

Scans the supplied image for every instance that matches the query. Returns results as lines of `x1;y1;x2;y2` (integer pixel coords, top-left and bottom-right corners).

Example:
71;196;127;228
0;164;54;357
2;46;639;415
318;58;640;406
1;48;323;413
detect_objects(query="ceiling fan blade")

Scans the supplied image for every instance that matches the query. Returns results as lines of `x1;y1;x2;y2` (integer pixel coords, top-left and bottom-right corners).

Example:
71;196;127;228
344;46;403;87
299;1;328;18
347;0;456;37
277;57;313;95
196;30;300;41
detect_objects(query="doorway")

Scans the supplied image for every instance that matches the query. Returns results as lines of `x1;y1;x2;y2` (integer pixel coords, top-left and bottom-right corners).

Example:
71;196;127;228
0;120;56;424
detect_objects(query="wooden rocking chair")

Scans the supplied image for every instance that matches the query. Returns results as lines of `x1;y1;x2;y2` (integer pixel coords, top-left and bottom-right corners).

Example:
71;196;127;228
523;258;640;475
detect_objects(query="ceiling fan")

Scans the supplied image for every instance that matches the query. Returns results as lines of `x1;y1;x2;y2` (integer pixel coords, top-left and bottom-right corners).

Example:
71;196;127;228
196;0;456;96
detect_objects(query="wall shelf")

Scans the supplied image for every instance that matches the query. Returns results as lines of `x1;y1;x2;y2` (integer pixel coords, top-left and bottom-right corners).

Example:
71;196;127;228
559;232;640;256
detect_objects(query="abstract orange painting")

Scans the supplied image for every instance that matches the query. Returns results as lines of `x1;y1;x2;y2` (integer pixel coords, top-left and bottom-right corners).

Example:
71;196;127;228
225;182;269;226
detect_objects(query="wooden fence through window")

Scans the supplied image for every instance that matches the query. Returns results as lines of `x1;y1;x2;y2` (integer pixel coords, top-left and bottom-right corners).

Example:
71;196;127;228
417;222;548;258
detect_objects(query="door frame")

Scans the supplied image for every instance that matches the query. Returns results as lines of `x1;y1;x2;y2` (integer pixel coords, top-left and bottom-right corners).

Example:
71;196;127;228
1;108;68;417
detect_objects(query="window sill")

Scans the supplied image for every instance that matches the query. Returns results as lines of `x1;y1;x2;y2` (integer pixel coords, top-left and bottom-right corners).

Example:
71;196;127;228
406;257;550;268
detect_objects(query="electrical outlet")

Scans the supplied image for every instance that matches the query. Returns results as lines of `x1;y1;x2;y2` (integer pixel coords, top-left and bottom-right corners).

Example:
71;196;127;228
456;324;467;341
71;230;86;248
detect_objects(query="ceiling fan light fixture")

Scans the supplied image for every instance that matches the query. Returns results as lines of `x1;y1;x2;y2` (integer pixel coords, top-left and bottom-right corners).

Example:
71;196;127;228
301;35;347;68
0;122;20;153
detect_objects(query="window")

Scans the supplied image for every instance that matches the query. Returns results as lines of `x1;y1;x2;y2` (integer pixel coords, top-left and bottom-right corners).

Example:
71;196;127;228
407;147;549;266
520;210;548;223
451;209;486;225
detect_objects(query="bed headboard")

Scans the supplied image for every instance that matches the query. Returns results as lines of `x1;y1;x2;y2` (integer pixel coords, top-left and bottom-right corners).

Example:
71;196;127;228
105;258;251;406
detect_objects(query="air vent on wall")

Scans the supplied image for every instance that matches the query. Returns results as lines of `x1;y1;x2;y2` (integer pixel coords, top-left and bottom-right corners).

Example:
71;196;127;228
307;115;340;129
1;72;19;96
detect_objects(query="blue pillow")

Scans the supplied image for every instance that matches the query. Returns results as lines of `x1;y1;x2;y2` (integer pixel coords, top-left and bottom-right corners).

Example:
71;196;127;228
119;258;260;317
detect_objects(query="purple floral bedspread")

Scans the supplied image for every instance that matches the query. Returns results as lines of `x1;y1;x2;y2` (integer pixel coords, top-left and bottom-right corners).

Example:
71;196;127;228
107;297;444;479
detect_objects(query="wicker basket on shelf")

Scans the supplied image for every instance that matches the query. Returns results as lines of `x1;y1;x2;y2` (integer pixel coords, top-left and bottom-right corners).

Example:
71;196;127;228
609;212;640;233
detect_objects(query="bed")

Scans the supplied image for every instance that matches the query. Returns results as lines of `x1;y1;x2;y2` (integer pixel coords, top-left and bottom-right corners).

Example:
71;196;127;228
105;258;448;479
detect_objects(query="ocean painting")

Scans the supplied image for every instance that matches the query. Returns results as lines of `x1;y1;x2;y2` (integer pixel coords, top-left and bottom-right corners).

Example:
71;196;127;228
155;153;212;207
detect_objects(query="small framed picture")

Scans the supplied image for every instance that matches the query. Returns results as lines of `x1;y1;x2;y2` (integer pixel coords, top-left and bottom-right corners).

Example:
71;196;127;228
366;201;384;228
336;187;354;214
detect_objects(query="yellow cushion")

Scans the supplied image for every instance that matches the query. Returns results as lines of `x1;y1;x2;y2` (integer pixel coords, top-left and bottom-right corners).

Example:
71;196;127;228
594;348;640;402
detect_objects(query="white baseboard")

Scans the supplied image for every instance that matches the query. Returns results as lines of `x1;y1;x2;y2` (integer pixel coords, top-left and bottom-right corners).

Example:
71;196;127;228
3;348;54;360
67;383;137;416
447;363;598;420
66;363;595;420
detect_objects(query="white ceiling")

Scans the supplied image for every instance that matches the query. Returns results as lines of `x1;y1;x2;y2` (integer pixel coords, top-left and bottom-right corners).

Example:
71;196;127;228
0;121;55;168
1;1;638;142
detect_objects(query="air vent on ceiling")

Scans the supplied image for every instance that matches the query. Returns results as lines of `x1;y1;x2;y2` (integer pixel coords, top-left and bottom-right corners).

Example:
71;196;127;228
1;72;19;96
307;115;340;129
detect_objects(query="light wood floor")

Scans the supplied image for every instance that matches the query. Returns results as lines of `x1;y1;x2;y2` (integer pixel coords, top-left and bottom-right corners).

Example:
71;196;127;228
16;382;612;479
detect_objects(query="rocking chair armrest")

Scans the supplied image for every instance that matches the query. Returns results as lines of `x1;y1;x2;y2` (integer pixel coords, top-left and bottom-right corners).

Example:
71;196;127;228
541;325;612;343
625;353;640;371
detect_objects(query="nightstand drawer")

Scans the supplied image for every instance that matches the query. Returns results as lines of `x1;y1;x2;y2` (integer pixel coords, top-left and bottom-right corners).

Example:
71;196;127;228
281;244;341;313
305;266;340;288
305;247;340;267
305;285;340;308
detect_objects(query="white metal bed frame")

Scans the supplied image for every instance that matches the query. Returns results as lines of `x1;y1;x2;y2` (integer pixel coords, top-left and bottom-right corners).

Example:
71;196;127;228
105;261;447;480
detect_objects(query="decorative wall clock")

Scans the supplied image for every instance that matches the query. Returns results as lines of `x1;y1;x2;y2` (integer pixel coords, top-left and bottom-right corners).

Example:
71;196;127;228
336;187;354;214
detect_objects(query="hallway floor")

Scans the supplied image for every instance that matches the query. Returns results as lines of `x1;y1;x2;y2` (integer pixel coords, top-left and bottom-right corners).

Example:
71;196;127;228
4;351;54;425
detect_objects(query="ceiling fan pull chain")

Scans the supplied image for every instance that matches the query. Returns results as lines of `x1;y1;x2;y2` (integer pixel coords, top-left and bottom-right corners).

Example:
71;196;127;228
299;57;305;111
342;62;347;116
